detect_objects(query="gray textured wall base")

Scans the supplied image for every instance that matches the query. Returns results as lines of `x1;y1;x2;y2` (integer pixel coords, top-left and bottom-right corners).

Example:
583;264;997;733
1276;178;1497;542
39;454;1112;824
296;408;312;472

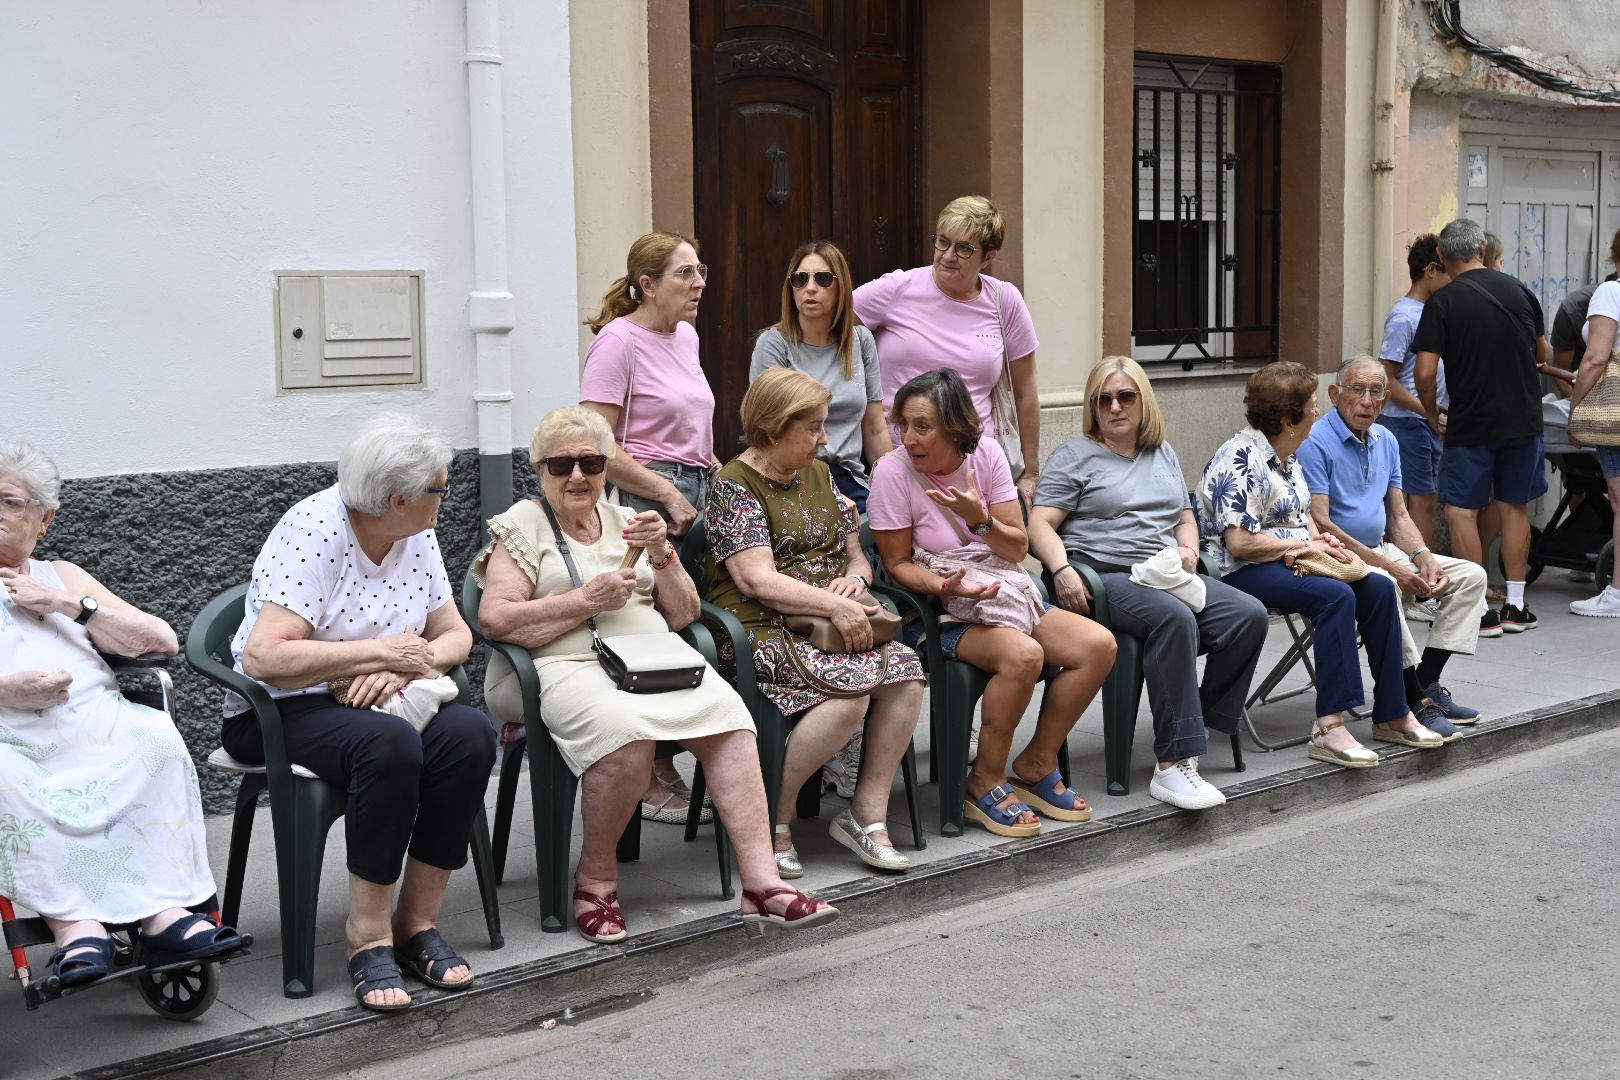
36;449;539;814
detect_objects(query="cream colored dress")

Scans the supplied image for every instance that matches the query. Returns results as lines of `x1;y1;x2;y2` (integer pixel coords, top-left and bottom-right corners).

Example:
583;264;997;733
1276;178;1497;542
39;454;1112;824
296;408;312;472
474;499;753;776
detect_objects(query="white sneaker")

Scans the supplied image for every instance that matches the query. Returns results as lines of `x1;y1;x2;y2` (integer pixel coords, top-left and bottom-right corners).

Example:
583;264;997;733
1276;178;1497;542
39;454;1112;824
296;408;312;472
821;731;863;799
1148;758;1227;810
1405;598;1438;624
1571;588;1620;618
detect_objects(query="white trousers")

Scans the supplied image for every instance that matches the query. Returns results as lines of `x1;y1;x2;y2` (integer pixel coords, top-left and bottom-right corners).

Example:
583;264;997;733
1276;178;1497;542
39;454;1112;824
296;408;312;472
1368;542;1489;669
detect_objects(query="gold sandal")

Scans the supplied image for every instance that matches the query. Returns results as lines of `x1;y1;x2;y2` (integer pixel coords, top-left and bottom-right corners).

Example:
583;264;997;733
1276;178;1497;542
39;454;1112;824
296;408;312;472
1307;719;1381;769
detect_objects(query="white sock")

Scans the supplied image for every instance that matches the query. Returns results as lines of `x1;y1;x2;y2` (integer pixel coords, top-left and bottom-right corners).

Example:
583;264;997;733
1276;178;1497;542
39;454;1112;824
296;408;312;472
1506;581;1526;608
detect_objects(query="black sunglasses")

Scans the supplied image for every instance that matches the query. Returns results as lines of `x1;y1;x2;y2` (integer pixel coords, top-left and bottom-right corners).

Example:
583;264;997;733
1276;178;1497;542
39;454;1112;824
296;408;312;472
541;454;608;477
789;270;837;290
1093;390;1141;408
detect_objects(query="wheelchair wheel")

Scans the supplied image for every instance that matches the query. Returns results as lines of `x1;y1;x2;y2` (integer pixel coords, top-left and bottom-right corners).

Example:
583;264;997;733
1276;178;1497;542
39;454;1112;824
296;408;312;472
1598;541;1615;591
136;961;219;1021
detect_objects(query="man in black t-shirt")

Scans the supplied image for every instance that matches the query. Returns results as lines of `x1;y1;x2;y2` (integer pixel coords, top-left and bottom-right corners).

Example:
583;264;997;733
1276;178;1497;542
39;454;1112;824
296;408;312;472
1413;218;1549;632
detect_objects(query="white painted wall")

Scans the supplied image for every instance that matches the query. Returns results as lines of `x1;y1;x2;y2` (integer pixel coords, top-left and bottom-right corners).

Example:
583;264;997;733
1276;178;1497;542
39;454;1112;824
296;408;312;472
2;1;578;479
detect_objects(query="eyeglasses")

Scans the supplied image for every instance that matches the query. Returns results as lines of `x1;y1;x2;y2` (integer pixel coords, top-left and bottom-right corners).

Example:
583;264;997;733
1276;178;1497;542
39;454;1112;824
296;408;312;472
541;455;608;477
1341;385;1387;401
423;485;452;498
654;264;709;283
931;234;980;260
789;270;837;290
0;496;44;519
1093;390;1142;409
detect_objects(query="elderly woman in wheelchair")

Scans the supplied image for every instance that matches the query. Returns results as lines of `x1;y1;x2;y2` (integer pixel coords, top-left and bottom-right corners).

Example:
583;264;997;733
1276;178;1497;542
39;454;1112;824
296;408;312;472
476;406;837;941
0;439;245;991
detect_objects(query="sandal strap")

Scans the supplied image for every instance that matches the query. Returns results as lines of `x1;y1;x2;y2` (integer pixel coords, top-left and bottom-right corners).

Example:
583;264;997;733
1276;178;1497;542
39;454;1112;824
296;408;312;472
856;820;890;837
349;945;407;993
573;889;625;935
397;928;465;979
975;785;1034;823
1313;719;1347;737
773;823;793;836
744;886;824;920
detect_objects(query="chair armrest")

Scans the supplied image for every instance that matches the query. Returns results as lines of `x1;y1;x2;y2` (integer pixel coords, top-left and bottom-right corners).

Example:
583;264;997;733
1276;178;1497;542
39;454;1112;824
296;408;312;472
182;631;299;786
99;651;174;670
1067;560;1113;625
1199;552;1221;578
680;621;720;668
448;664;472;703
484;638;544;731
695;600;760;707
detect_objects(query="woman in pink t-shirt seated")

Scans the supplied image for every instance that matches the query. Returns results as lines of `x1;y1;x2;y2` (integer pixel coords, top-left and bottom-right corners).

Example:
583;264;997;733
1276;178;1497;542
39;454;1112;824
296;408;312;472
868;370;1116;838
581;231;720;826
853;196;1043;505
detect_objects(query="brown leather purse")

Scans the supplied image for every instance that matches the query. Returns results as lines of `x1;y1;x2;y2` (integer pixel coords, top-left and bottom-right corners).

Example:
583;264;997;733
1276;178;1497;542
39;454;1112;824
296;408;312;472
783;590;901;653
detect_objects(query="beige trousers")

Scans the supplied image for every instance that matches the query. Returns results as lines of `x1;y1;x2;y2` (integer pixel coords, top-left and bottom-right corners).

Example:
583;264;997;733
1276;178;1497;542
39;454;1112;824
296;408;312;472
1368;542;1488;669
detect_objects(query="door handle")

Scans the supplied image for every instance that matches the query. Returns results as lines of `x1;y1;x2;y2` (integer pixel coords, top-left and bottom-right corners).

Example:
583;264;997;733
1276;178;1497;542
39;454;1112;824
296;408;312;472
766;144;789;206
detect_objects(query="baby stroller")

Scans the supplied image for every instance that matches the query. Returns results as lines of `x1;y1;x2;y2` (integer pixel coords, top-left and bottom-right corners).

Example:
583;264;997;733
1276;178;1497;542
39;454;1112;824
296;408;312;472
1525;396;1615;586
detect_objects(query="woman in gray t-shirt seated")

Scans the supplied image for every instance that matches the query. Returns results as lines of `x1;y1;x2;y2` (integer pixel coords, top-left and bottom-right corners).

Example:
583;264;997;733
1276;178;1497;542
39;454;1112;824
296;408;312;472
1027;356;1269;812
750;241;891;513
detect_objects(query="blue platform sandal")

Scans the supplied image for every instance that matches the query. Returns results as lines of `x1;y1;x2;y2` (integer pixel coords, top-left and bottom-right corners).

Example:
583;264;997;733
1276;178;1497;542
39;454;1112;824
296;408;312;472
47;935;116;989
139;912;246;968
963;784;1042;838
1006;770;1093;823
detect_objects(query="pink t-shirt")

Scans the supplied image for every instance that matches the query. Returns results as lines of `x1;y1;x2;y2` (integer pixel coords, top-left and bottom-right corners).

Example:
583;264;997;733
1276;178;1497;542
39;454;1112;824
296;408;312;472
866;440;1018;553
580;317;715;467
853;266;1039;435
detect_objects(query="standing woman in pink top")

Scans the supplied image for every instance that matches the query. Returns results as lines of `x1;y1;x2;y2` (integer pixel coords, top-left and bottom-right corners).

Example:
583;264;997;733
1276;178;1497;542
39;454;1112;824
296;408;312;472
581;232;719;825
854;196;1044;505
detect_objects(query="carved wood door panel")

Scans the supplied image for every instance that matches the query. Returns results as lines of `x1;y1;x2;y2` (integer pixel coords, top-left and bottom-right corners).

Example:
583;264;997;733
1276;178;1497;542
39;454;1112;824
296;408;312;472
692;0;919;455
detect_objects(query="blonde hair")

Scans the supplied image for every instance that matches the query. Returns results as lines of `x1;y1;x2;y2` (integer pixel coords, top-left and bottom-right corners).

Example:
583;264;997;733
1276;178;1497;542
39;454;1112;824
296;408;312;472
935;195;1006;253
1082;356;1165;449
770;241;859;380
528;406;617;466
586;232;698;334
741;368;833;449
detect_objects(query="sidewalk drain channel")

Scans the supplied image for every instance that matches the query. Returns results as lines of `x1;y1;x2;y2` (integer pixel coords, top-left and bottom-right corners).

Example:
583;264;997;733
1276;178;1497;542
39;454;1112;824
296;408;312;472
511;988;660;1032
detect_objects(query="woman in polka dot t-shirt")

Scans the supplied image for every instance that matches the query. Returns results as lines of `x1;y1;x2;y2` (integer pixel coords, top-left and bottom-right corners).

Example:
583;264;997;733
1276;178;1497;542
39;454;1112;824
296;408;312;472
225;415;496;1012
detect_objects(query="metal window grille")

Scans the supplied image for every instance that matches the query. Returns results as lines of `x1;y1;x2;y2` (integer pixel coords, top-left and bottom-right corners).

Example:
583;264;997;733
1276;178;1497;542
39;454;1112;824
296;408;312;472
1132;55;1282;369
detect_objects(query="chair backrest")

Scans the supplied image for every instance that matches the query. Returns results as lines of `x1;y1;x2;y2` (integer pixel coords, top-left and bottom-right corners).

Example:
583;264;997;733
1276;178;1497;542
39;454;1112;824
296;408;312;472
679;515;711;597
184;582;249;674
460;568;487;640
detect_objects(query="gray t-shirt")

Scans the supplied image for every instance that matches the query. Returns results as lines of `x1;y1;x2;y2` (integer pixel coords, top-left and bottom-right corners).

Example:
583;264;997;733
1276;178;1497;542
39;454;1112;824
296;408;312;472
749;324;883;485
1034;437;1190;566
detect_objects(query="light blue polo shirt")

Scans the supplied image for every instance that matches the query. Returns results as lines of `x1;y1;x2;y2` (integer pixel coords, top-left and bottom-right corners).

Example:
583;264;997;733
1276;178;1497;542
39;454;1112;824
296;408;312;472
1298;406;1402;548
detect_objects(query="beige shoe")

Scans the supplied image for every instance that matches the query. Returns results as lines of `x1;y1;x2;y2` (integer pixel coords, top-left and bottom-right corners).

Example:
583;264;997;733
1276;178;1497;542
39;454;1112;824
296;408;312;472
1308;719;1381;768
1371;721;1445;749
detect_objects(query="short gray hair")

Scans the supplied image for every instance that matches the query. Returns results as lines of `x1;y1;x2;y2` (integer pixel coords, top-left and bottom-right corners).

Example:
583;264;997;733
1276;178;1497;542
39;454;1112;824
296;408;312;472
0;440;62;510
1336;356;1387;386
1438;219;1485;263
337;414;454;516
528;407;616;466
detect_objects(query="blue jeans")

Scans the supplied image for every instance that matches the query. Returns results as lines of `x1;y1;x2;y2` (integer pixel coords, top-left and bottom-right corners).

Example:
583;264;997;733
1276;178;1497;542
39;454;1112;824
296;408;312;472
1223;561;1410;723
832;468;869;514
617;460;713;530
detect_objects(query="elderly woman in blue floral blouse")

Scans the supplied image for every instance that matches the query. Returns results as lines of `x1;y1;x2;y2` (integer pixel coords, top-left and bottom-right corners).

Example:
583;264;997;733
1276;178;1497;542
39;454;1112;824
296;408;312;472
1197;362;1442;768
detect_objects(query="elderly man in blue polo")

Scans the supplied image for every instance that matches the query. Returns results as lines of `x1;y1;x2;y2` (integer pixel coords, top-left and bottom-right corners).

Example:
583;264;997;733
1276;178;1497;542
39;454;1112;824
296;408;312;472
1297;357;1489;741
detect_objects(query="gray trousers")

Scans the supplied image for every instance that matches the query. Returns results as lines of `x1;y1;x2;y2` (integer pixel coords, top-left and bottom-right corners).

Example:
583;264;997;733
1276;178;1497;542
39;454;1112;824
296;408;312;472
1099;572;1270;763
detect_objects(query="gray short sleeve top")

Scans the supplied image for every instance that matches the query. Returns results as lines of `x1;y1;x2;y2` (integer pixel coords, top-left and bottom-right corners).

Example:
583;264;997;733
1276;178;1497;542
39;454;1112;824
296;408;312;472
1034;438;1190;566
749;325;882;485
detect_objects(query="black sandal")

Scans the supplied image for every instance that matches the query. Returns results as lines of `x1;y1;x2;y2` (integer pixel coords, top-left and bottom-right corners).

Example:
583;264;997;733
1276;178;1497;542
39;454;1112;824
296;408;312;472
349;944;411;1011
393;928;474;991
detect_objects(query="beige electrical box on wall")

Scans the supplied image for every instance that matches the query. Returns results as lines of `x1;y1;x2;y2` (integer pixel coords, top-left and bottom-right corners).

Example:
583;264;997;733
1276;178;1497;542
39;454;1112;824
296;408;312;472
275;271;425;391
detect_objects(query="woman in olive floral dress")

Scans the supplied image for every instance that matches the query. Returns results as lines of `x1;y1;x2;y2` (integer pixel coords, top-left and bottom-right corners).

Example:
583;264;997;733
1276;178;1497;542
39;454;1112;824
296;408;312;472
707;370;925;878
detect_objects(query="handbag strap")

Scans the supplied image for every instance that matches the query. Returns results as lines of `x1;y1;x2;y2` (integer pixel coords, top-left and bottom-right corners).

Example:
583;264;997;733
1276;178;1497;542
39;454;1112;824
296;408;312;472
538;496;603;646
617;336;638;445
1451;273;1536;358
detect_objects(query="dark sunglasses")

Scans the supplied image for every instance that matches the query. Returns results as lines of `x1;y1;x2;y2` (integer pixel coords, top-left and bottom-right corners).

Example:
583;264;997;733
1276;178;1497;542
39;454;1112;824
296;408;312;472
789;270;837;290
1093;390;1142;409
541;454;608;477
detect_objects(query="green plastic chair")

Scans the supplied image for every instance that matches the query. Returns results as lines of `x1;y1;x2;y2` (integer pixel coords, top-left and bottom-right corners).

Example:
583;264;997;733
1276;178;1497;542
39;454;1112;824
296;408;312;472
1048;556;1245;796
459;570;732;933
184;583;503;999
680;516;925;851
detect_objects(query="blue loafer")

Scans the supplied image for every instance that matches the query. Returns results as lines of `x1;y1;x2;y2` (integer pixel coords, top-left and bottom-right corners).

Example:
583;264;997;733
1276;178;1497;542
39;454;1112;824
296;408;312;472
963;784;1041;837
48;935;116;988
1006;770;1093;823
1424;682;1480;724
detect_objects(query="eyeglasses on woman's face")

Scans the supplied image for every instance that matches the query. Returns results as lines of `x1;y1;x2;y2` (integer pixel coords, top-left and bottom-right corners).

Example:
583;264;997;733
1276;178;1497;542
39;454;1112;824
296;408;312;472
931;234;980;260
0;496;43;519
788;270;836;290
541;455;608;477
654;263;709;283
1093;390;1141;409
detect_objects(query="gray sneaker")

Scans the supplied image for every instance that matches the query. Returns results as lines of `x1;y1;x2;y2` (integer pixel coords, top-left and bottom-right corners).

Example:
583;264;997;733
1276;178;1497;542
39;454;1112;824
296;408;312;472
821;731;863;799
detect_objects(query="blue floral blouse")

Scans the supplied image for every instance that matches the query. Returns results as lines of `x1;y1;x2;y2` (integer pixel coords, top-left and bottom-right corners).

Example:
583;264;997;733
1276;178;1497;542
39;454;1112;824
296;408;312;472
1197;426;1311;572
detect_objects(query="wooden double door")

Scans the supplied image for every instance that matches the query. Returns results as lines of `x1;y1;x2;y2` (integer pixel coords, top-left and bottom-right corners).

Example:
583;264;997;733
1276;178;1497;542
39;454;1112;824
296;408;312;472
692;0;921;455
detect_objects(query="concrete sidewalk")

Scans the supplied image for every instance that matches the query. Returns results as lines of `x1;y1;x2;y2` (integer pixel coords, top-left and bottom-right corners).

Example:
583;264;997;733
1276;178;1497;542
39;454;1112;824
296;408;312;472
2;569;1615;1078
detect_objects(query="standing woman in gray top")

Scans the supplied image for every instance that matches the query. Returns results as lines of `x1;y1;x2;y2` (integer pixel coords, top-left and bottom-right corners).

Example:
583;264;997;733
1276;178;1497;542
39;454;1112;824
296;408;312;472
1026;356;1268;811
750;241;891;513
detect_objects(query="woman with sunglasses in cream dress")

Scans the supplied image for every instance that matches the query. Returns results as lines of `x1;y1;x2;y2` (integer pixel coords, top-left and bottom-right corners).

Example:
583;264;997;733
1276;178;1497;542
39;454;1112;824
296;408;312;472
477;407;838;941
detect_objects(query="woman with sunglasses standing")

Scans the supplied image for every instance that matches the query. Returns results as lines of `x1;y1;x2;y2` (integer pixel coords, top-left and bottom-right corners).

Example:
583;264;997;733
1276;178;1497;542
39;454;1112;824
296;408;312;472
581;232;719;826
751;242;891;514
854;196;1043;506
1026;357;1269;809
478;408;836;940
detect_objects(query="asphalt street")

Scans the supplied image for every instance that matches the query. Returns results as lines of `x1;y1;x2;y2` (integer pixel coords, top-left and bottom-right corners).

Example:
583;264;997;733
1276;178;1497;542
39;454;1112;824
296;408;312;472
346;727;1620;1080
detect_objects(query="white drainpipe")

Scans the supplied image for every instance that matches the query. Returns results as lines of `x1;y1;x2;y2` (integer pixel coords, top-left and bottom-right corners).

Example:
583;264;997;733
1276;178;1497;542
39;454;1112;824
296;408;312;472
1370;0;1399;349
465;0;516;528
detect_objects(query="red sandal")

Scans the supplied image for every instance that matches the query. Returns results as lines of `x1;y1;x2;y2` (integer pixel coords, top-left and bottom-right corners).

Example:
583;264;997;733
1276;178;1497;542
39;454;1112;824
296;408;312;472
740;886;840;930
573;888;629;943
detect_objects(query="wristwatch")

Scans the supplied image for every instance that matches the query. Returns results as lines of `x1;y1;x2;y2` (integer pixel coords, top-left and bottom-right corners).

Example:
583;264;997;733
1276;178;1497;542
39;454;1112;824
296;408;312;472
969;518;993;537
74;596;99;625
